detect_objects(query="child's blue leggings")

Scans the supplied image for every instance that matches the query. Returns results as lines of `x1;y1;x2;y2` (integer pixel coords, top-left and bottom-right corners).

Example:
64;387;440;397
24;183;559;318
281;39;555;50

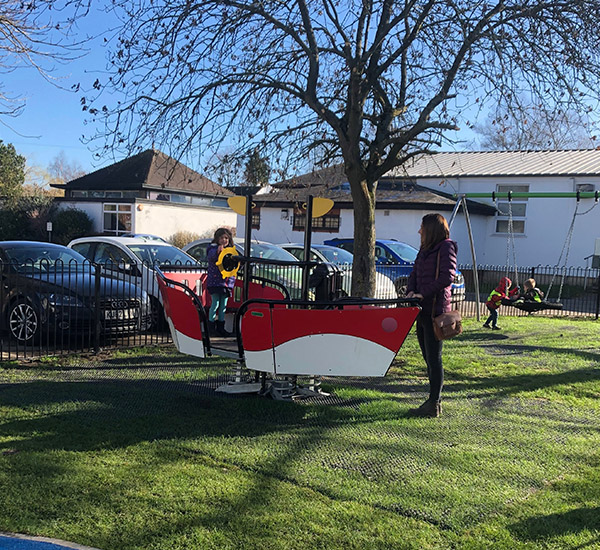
209;289;229;322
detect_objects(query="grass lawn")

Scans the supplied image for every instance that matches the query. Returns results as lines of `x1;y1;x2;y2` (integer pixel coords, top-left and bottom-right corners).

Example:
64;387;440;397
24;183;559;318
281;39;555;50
0;316;599;549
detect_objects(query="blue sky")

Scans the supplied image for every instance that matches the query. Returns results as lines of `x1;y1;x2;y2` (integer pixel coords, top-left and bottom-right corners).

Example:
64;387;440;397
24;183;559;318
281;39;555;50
1;5;117;175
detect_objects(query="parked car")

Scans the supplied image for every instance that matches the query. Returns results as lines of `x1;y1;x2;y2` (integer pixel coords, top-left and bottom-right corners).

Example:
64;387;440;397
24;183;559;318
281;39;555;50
121;233;168;242
279;243;398;299
183;238;305;299
68;236;199;326
0;241;151;343
324;238;466;301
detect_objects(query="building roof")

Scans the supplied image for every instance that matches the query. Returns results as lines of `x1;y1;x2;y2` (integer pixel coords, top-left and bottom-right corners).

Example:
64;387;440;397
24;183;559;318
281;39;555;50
257;177;495;214
392;149;600;178
60;149;233;197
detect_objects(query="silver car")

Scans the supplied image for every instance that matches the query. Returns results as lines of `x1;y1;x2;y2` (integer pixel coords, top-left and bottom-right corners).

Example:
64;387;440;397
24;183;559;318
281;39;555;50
279;243;398;300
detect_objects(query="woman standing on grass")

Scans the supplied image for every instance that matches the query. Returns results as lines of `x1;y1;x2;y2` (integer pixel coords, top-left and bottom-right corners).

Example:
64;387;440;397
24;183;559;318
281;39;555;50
406;213;458;418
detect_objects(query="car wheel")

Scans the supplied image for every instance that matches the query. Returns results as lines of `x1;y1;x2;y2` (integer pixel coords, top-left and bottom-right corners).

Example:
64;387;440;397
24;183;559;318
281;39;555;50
149;297;166;331
8;300;40;343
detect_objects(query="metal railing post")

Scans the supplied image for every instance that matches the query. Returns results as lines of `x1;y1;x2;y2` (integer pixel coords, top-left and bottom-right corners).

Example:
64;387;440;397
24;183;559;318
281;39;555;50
93;264;101;354
596;274;600;320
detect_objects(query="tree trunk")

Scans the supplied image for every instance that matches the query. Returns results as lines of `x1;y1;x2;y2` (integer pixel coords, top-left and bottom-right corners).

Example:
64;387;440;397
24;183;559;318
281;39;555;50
348;174;377;298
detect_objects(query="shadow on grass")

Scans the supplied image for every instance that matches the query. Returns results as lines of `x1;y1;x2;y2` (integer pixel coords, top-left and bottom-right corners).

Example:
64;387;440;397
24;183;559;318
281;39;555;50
444;344;600;399
456;331;511;342
509;506;600;547
0;378;385;455
0;354;222;371
0;377;448;547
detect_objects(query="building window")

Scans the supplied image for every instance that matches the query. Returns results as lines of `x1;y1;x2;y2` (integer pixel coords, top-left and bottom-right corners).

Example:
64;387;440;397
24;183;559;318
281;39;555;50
293;208;340;232
103;203;132;235
251;207;260;229
495;185;528;234
69;190;142;199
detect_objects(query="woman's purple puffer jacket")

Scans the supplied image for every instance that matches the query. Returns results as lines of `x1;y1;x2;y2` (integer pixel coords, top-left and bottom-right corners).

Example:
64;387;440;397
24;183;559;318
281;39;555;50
406;239;458;316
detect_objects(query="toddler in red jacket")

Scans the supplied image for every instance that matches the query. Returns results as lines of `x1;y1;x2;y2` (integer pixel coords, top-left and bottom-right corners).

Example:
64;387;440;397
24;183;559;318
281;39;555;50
483;276;519;330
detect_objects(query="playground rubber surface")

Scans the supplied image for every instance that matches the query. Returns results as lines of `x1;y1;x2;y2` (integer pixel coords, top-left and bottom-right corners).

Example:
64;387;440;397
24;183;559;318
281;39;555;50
0;534;100;550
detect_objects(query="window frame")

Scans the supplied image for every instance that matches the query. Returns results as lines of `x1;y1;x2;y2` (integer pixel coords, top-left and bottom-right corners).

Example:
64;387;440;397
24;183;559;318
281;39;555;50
293;207;341;233
494;185;529;235
103;203;133;236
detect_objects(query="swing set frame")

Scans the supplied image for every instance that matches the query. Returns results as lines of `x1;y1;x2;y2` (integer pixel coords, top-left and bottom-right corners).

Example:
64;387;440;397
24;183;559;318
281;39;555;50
448;191;600;320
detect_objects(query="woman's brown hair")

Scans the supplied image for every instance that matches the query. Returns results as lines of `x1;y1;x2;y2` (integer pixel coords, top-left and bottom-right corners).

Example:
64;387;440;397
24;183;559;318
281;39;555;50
420;213;450;250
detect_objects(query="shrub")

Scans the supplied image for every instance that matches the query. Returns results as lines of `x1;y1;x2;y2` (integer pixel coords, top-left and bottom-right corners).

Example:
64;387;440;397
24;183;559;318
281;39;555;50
0;207;29;240
51;208;93;245
169;230;200;249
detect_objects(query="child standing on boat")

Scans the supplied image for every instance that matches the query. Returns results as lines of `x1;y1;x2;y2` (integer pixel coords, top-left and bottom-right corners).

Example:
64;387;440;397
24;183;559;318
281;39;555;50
206;227;236;336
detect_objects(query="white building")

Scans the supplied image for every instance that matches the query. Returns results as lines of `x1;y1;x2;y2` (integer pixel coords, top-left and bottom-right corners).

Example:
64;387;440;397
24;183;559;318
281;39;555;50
399;150;600;268
241;151;600;268
54;149;237;241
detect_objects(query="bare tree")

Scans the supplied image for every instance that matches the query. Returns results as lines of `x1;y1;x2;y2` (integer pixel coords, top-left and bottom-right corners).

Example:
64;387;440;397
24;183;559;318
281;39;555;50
87;0;600;296
205;151;243;188
474;102;595;150
48;150;86;183
0;1;89;121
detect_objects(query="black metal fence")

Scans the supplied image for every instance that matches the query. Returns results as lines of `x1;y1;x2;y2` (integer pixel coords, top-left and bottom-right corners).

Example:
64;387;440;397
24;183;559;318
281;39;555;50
456;264;600;319
0;258;177;361
1;258;598;361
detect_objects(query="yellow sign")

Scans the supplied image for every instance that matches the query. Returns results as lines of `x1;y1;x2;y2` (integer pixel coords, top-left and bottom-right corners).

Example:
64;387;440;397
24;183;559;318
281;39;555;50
309;198;334;218
216;246;240;278
228;196;248;216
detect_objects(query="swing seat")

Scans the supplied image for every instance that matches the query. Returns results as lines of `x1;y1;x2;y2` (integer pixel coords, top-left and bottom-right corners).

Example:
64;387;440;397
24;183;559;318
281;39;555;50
501;297;563;312
513;300;563;312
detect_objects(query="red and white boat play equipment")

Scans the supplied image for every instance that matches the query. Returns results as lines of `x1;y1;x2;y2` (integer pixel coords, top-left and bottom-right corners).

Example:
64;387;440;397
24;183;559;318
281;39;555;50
156;266;420;397
155;194;420;398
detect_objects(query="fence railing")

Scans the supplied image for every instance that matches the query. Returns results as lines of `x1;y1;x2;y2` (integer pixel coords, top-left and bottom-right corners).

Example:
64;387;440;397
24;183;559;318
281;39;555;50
456;264;600;319
1;259;598;361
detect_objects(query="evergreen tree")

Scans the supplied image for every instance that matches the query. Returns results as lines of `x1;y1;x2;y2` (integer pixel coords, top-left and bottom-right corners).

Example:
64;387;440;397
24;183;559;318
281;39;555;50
0;141;25;202
244;150;270;187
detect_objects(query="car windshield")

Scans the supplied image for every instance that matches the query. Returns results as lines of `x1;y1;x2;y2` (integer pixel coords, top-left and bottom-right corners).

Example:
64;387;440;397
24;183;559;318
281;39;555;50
127;244;197;266
317;246;354;265
384;241;419;262
4;246;88;273
249;243;298;262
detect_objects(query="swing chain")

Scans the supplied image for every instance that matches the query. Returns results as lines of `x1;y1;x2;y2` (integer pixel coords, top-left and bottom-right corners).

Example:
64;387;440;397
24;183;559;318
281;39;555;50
546;201;580;302
504;197;519;288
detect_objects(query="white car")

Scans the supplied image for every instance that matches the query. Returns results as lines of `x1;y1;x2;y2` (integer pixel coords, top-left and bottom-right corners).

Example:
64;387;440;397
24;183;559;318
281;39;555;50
68;235;199;326
279;243;398;300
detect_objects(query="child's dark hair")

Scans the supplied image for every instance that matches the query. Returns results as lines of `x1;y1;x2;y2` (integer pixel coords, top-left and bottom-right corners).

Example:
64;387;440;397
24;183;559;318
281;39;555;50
212;227;233;246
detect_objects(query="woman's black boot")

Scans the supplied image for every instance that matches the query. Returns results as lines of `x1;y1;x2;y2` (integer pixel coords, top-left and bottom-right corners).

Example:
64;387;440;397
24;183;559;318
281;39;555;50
407;399;441;418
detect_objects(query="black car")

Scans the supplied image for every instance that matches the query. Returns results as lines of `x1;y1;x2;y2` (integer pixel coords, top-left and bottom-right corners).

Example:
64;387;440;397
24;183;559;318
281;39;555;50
0;241;151;343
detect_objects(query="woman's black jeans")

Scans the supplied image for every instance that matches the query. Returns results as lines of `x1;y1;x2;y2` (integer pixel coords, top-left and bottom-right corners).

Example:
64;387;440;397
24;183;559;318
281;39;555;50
415;311;444;403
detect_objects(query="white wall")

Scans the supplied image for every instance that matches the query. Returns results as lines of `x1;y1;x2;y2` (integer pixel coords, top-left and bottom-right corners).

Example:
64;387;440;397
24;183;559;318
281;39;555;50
133;202;236;240
421;176;600;268
58;200;237;242
238;204;490;265
57;201;104;232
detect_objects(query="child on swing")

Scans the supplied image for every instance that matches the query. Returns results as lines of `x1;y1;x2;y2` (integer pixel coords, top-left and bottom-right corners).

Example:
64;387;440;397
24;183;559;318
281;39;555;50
513;278;544;305
483;276;519;330
206;227;236;337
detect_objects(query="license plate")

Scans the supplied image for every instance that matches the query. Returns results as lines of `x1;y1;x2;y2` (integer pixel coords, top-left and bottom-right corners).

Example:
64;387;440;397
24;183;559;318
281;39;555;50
104;308;138;320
